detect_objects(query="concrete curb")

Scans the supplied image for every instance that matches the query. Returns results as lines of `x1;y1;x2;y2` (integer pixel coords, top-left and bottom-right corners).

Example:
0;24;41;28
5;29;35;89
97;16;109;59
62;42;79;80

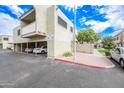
54;58;115;69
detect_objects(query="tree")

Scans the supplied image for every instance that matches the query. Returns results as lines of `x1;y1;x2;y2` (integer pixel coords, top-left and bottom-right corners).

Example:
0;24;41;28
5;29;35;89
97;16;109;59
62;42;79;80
102;36;116;50
77;28;100;44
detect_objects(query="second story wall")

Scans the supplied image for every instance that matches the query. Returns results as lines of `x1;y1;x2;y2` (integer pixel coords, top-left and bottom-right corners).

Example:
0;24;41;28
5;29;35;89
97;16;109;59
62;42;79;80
0;35;13;43
47;6;74;57
114;31;124;44
55;7;73;42
13;26;30;43
34;5;50;34
13;26;47;43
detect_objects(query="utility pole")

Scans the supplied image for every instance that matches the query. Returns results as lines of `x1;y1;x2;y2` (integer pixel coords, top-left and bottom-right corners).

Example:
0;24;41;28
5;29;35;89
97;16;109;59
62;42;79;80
73;5;76;61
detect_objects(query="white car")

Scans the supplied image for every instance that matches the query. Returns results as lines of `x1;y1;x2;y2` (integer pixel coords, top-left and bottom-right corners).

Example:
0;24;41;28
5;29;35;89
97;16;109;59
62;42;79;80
25;48;33;53
33;46;47;54
110;47;124;68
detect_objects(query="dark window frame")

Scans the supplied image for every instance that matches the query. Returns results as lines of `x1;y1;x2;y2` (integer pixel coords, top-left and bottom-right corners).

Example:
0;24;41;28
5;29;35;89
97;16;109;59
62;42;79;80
117;37;118;40
3;37;8;41
17;29;20;36
70;26;73;32
58;16;67;29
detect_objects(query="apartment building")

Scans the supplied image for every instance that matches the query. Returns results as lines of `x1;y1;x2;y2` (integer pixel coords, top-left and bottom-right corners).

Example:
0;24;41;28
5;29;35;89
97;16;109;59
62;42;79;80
114;30;124;47
13;5;74;58
0;35;13;49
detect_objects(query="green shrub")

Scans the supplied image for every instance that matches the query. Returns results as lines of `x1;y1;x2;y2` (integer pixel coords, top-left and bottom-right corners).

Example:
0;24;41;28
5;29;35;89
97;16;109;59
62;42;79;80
97;47;111;56
63;51;72;57
105;51;111;56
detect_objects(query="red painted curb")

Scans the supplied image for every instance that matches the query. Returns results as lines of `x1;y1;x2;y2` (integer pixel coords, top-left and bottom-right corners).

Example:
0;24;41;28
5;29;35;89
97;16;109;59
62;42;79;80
54;58;106;69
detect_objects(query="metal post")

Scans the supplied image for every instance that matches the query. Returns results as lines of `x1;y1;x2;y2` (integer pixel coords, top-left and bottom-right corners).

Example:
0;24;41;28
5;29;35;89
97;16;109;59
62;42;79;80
73;5;76;61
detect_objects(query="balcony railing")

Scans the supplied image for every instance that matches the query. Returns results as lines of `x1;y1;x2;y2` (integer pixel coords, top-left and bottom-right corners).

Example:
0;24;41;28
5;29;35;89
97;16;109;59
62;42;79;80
21;22;36;36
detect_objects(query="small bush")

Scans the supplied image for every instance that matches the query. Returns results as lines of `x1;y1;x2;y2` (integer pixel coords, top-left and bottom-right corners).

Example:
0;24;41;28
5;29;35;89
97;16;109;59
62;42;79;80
63;51;72;57
105;51;111;56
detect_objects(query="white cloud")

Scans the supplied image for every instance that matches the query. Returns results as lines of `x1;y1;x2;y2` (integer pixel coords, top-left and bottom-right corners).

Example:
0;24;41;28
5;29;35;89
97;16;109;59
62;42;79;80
64;5;84;12
82;5;124;34
85;20;111;33
0;13;19;35
79;17;86;25
0;5;24;35
100;6;124;31
7;5;24;17
82;10;88;13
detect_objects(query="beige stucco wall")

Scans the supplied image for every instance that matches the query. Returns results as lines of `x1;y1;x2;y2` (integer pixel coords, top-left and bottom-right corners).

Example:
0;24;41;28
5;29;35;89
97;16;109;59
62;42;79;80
21;22;36;35
21;21;29;28
0;35;13;49
20;6;49;37
47;6;74;57
13;26;47;43
114;33;122;43
77;43;94;54
114;31;124;47
13;5;74;58
34;5;50;34
54;6;73;57
14;44;21;52
47;6;55;58
2;41;9;49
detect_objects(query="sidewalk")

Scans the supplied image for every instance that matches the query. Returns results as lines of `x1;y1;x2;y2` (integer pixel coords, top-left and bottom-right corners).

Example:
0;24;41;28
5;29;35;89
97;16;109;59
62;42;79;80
54;49;115;69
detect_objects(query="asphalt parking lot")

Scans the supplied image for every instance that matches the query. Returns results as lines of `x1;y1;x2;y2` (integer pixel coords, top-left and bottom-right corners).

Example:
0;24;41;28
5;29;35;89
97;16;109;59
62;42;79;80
0;50;124;88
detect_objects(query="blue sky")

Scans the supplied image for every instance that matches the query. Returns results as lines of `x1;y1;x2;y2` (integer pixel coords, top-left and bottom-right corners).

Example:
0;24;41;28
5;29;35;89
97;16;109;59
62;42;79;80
0;5;124;36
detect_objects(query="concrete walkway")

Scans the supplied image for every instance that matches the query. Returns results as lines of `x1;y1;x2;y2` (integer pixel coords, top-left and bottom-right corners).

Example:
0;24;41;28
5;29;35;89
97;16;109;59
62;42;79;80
55;49;115;68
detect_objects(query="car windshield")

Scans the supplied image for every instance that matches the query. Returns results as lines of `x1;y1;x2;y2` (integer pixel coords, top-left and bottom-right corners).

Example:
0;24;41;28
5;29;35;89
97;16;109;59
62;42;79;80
36;48;40;50
121;48;124;54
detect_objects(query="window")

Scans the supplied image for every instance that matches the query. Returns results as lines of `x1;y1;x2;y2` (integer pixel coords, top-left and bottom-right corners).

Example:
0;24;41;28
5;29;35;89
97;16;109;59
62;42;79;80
58;16;67;29
70;26;73;32
3;38;8;41
117;37;118;40
18;29;20;36
115;48;121;54
121;48;124;54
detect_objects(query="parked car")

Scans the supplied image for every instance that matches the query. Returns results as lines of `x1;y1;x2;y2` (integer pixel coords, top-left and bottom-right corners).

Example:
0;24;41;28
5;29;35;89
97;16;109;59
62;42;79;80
33;46;47;54
110;47;124;68
25;48;33;53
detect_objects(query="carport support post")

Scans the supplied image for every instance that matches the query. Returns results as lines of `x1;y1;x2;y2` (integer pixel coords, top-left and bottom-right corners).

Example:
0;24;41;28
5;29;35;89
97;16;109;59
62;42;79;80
21;43;22;53
35;42;37;56
15;43;18;52
13;44;15;52
15;44;17;52
14;43;17;52
27;42;28;54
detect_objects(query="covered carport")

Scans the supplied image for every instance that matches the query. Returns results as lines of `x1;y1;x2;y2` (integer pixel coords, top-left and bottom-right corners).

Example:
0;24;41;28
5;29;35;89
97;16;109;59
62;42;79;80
28;42;35;49
17;41;47;56
22;43;27;52
14;41;47;57
37;41;47;48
